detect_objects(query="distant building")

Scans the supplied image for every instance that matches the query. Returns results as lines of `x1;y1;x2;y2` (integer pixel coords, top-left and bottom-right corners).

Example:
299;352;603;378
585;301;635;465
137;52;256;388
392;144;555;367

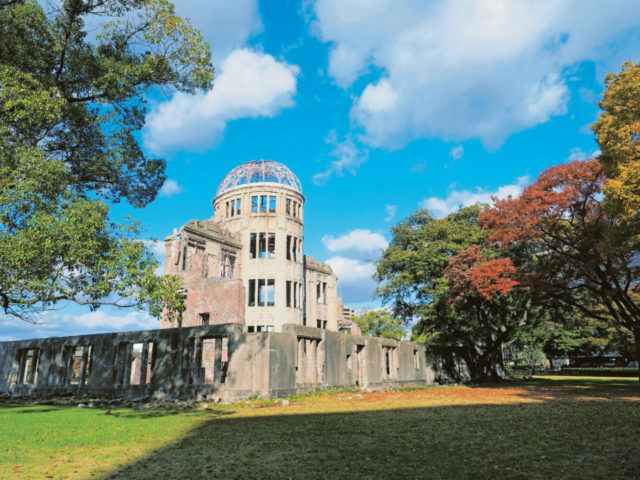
163;160;342;332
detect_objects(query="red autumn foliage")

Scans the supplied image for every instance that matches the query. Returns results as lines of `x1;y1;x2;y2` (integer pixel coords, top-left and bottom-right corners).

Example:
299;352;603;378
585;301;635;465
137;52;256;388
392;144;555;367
471;258;519;300
445;245;518;306
480;159;605;247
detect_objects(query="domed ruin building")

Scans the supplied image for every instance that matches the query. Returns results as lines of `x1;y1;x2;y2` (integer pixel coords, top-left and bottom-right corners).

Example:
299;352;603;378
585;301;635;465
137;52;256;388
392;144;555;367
163;160;341;332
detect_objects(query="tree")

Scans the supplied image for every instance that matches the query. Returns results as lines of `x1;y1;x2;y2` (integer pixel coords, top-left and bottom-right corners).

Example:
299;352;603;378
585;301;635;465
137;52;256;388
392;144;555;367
351;310;405;340
0;0;212;322
592;61;640;217
481;159;640;379
375;205;535;380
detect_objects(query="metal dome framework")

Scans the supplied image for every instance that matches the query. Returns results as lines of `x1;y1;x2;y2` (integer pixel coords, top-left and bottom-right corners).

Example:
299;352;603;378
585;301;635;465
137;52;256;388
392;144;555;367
216;160;302;197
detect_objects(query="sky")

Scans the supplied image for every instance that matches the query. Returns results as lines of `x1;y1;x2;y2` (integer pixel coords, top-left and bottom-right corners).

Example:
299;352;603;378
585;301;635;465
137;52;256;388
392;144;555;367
3;0;640;340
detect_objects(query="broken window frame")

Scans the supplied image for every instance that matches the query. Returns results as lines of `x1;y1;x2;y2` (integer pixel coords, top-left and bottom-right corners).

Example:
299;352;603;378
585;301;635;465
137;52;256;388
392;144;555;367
266;279;275;306
257;279;266;306
248;279;256;306
199;312;210;326
259;195;268;213
220;249;236;278
267;233;275;259
258;233;267;259
17;348;39;385
249;233;257;259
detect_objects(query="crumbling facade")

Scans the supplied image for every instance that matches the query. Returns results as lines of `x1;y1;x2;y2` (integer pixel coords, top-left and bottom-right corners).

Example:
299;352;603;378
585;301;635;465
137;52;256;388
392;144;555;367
0;324;469;401
164;160;340;332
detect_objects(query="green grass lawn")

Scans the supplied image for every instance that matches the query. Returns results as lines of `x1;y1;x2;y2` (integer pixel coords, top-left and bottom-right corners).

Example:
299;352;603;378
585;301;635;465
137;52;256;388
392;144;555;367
1;377;639;479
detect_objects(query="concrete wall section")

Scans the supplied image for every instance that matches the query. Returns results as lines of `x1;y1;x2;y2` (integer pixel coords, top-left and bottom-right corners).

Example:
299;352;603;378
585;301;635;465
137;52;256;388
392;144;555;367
0;324;468;401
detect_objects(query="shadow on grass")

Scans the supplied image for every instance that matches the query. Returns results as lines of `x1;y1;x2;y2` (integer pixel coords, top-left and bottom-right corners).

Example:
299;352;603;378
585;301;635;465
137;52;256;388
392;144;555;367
104;407;234;420
98;385;640;480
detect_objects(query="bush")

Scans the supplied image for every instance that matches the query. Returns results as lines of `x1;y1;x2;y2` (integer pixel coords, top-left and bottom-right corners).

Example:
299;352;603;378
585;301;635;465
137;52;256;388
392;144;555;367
560;367;639;377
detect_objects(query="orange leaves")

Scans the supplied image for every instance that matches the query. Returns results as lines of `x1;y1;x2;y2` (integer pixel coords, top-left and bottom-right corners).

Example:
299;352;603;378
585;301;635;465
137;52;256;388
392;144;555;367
444;245;518;305
471;258;518;301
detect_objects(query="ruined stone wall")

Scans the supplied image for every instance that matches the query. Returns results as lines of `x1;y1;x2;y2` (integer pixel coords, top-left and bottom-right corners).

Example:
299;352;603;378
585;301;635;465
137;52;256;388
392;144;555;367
0;324;468;401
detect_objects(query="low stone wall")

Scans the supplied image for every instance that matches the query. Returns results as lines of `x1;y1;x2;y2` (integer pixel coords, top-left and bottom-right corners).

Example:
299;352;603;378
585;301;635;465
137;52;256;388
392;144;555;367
0;324;468;401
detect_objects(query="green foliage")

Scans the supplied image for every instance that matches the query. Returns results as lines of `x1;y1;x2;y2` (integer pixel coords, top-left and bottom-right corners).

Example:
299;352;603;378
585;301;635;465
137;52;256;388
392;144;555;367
0;0;209;322
375;205;536;380
350;310;405;340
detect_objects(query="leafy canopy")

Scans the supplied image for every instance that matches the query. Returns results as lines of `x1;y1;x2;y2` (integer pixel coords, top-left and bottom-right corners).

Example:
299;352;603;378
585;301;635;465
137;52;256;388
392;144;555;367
350;310;405;340
592;61;640;217
375;205;534;380
0;0;213;322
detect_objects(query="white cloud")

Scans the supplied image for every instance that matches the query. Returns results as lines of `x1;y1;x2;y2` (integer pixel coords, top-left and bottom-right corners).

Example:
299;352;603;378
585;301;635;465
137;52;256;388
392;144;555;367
144;49;299;153
322;229;388;260
159;179;183;197
567;147;600;161
420;175;530;218
358;79;399;113
449;145;464;161
313;133;368;185
0;309;159;341
385;204;397;222
313;0;640;148
325;256;377;304
323;228;388;303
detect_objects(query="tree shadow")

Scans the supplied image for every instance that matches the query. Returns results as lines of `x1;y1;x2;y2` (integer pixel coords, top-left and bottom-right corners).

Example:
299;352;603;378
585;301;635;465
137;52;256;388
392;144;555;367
97;385;640;480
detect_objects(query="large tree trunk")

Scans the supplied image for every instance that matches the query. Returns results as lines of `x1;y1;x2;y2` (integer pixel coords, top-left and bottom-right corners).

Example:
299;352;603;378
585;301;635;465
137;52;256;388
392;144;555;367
634;327;640;383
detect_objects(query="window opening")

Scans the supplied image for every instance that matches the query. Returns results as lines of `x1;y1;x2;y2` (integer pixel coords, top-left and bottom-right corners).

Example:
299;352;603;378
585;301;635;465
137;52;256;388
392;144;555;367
292;201;297;218
286;235;291;260
236;198;242;215
146;342;154;384
18;348;39;385
258;233;267;258
258;279;266;306
248;279;256;306
250;233;257;259
286;280;292;307
385;349;390;376
322;283;327;304
199;313;210;326
247;326;255;333
130;342;144;385
226;201;229;217
202;338;216;384
260;195;267;212
292;237;298;262
317;319;322;329
230;199;235;216
316;282;321;302
265;325;274;332
266;279;275;306
182;246;188;270
220;250;235;278
267;233;275;258
286;198;291;215
269;196;276;213
251;195;258;213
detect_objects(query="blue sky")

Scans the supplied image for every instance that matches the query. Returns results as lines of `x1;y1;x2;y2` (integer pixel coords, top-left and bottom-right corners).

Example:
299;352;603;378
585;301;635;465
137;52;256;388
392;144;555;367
4;0;640;340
